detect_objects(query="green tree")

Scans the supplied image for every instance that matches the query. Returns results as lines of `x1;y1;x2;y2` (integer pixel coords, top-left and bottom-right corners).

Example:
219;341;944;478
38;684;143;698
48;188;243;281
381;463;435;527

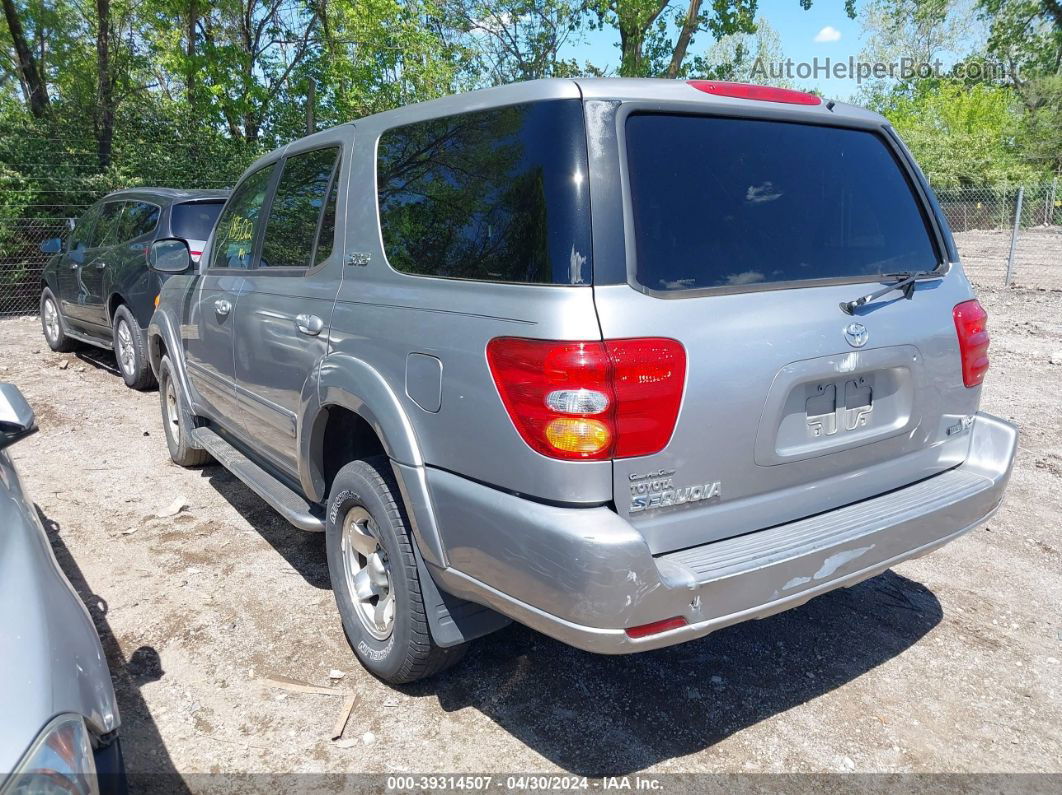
444;0;588;83
699;14;788;83
881;80;1044;186
590;0;855;78
1;0;50;115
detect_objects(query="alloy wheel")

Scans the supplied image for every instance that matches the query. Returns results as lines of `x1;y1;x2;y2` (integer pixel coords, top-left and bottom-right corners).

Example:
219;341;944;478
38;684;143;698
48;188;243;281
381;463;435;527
43;298;60;343
340;507;395;640
116;319;135;375
165;377;180;442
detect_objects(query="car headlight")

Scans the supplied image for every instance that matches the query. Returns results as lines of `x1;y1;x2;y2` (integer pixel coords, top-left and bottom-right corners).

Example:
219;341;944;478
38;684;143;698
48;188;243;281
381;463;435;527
1;714;98;795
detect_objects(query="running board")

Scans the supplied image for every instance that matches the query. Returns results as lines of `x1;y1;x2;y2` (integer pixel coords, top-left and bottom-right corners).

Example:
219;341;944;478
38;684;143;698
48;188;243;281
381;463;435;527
66;329;112;349
190;427;325;532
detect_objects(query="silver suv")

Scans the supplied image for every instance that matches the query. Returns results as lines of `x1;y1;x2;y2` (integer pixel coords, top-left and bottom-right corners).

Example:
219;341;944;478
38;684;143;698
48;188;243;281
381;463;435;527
147;78;1017;684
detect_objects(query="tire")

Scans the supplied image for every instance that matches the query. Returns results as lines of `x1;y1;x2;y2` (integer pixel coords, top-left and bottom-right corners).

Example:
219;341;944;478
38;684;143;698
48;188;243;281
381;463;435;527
112;304;156;390
158;355;212;467
325;456;467;684
40;287;78;352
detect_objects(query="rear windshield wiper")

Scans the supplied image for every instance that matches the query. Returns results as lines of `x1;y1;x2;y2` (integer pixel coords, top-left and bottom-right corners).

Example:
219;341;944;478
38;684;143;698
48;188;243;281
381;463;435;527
839;270;945;315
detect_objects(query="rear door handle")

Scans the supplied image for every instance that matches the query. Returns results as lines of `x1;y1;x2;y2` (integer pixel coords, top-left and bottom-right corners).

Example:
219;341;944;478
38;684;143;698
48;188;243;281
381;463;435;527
295;313;323;336
214;298;232;316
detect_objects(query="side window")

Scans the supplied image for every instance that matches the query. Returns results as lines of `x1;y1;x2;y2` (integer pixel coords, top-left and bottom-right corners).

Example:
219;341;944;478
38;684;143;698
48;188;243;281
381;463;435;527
376;100;592;285
91;202;124;248
117;201;160;242
259;148;339;269
209;165;275;270
312;169;340;267
70;205;102;251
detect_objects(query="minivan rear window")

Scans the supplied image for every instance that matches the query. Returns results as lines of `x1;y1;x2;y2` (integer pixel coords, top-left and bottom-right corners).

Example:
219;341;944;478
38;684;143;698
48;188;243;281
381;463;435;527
171;201;224;242
625;114;940;292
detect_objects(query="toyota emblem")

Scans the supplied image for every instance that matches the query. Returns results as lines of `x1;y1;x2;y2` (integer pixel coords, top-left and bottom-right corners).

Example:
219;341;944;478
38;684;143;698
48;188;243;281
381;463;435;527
844;322;869;348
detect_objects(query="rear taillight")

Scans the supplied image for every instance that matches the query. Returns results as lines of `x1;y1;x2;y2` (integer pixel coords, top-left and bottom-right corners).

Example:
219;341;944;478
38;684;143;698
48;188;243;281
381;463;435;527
486;337;686;461
687;80;822;106
953;300;990;387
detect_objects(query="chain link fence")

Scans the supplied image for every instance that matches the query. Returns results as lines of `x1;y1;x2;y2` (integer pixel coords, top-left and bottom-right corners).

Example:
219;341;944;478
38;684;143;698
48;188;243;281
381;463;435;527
0;208;87;316
938;181;1062;291
0;123;258;317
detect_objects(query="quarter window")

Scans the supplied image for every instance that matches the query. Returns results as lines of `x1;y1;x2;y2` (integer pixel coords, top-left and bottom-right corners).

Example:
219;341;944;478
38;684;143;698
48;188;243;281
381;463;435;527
259;148;339;269
376;100;591;285
209;165;275;270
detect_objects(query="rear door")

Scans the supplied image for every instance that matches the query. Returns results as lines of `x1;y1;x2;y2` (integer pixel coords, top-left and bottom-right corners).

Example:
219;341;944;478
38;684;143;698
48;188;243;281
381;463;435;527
184;166;275;427
106;200;161;326
591;106;977;554
232;145;343;476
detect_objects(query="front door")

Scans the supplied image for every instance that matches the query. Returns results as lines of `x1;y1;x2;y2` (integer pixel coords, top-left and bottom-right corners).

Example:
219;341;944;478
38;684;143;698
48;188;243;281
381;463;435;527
74;201;124;329
56;204;101;323
233;145;344;475
184;164;276;428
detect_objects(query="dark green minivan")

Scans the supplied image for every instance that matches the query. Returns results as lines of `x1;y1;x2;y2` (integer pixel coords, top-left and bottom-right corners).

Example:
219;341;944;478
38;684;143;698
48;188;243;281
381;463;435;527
39;188;228;389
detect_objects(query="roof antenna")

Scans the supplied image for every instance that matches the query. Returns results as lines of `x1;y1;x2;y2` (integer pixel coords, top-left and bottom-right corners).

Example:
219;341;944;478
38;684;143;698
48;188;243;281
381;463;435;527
826;100;836;111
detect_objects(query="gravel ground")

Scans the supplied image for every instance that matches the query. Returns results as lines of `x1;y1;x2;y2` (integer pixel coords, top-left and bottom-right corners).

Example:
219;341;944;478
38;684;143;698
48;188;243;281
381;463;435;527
2;277;1060;784
956;227;1062;292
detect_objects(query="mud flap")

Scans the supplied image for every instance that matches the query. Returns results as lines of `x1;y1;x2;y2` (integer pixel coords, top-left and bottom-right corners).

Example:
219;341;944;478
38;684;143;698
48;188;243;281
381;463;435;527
410;543;511;647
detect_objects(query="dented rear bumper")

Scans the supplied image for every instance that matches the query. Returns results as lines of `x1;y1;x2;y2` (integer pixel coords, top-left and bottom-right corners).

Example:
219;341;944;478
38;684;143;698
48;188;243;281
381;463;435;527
426;412;1017;653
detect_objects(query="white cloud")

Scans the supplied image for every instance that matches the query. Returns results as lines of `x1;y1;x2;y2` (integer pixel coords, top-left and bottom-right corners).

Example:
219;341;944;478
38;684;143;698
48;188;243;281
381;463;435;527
814;25;842;43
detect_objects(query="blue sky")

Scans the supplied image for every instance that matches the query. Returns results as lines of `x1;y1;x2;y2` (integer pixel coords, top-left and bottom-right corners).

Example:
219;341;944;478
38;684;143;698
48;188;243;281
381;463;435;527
567;2;869;100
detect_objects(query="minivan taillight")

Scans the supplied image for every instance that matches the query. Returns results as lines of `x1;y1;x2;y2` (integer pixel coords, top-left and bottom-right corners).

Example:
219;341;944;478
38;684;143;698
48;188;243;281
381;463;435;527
486;337;686;460
953;300;990;387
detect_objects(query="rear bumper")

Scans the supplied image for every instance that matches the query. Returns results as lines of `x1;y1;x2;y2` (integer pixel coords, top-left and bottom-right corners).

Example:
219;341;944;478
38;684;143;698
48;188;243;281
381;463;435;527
425;412;1018;653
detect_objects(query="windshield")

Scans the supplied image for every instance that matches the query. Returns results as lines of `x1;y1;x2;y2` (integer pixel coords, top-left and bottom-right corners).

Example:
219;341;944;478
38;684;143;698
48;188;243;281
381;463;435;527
625;114;940;292
170;201;224;241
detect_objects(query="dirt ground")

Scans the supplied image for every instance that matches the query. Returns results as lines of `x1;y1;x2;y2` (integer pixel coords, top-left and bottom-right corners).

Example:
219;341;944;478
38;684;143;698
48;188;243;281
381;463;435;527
955;227;1062;292
2;273;1061;785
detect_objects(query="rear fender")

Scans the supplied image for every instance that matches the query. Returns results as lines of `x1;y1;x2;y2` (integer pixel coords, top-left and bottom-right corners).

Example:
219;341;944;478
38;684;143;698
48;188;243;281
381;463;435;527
308;354;447;566
311;353;423;471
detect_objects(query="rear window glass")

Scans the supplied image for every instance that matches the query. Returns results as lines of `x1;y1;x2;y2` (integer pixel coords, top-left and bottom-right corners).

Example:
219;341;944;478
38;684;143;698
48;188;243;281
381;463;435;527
376;100;591;285
171;201;224;241
625;114;940;292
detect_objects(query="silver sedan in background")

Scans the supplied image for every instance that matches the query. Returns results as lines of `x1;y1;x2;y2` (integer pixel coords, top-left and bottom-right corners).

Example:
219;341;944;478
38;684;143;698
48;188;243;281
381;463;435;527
0;383;125;793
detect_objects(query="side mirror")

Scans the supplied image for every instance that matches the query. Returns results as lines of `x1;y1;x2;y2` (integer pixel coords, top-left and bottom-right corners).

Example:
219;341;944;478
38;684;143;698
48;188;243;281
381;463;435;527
149;238;192;274
0;383;37;450
39;237;63;254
